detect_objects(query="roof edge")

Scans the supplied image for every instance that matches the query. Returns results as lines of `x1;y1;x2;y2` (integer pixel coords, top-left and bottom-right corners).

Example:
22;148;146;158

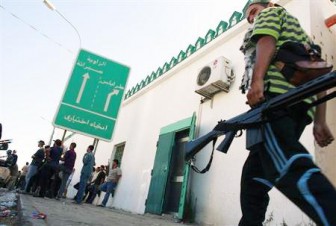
124;1;250;100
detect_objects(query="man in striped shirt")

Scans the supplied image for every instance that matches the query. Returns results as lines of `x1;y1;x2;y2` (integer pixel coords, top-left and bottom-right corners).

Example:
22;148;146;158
239;0;336;225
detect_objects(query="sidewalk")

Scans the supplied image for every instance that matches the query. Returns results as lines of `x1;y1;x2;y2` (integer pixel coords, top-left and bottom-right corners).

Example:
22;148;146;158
19;194;197;226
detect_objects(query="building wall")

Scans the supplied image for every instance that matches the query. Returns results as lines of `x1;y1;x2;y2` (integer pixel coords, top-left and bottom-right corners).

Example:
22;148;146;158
310;0;336;186
62;0;336;225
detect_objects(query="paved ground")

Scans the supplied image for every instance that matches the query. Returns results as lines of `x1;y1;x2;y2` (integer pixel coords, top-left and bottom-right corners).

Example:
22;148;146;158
0;188;18;226
19;194;197;226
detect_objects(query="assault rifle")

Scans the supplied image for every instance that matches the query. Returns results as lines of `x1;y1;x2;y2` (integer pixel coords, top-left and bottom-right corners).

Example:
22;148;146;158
185;71;336;163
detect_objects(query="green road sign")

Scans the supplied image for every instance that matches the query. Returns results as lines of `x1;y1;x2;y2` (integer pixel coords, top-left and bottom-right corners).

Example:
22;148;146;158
54;49;130;141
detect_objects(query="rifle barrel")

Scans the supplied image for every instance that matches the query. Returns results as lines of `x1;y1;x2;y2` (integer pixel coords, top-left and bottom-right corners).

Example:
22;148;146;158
185;71;336;161
265;71;336;113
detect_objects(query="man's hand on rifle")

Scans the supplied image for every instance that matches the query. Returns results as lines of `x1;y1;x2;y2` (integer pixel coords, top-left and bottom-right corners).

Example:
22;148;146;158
247;78;265;107
313;92;334;147
313;122;334;147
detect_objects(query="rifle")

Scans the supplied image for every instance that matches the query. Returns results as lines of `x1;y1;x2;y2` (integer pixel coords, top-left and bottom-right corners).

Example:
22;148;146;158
0;139;12;151
185;71;336;164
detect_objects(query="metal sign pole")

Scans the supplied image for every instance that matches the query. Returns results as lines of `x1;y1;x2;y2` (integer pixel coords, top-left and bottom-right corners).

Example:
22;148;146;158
61;130;67;142
93;138;99;156
48;126;56;146
63;132;76;142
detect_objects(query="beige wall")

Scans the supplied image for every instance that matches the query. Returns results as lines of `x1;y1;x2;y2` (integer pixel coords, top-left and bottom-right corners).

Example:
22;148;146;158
310;0;336;186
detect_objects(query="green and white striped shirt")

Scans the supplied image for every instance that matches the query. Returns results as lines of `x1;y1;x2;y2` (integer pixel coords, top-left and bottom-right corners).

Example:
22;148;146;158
250;6;316;119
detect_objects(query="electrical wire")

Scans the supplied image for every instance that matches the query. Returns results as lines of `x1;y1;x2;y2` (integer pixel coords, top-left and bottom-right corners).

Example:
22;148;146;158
0;4;74;54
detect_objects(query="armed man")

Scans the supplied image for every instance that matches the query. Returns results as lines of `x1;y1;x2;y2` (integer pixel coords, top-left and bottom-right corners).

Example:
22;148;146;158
238;0;336;225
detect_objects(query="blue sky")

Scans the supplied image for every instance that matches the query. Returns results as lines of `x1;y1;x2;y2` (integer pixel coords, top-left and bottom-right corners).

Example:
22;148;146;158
0;0;247;168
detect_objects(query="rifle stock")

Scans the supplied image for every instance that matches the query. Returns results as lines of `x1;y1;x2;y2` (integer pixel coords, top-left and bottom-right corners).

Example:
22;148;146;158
185;71;336;162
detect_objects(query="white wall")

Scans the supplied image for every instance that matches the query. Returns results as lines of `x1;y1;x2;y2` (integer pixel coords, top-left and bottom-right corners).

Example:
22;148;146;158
310;0;336;186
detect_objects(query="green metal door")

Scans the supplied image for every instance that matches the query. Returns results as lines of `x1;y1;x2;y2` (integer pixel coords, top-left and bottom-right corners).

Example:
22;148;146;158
177;113;196;219
145;132;175;214
145;113;196;217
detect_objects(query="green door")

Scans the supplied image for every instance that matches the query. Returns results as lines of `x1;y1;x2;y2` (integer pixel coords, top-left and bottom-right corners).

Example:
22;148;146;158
145;132;175;214
177;113;196;219
145;113;196;218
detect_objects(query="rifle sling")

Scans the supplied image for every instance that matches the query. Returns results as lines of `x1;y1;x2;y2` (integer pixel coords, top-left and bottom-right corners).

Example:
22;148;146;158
190;137;217;174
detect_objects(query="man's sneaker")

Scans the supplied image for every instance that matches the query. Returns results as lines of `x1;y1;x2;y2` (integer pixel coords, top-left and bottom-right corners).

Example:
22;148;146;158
98;204;105;207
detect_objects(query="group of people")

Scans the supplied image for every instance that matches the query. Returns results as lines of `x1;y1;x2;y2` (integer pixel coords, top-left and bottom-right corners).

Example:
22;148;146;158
22;139;76;199
4;1;335;224
79;164;107;204
73;144;122;207
20;140;122;208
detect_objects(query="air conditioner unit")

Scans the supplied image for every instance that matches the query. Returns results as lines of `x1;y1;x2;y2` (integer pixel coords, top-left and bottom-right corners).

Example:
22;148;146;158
195;56;235;99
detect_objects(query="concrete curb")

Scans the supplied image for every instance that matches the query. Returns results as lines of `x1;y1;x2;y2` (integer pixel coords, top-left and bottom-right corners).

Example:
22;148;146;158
18;194;46;226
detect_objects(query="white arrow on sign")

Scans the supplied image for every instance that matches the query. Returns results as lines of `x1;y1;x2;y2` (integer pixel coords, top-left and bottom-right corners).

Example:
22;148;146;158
104;89;120;112
76;73;90;104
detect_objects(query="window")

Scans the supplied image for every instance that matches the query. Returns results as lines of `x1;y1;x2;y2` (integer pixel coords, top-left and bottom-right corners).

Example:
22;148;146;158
114;143;125;166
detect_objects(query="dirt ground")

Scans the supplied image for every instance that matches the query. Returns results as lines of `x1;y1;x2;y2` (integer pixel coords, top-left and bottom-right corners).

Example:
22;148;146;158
0;188;19;226
19;193;197;226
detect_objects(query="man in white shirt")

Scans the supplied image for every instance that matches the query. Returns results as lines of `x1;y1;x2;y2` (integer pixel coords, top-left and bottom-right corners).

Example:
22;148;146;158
98;159;121;207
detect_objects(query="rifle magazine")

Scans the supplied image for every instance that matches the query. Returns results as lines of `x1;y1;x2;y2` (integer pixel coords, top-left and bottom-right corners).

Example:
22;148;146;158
246;127;264;151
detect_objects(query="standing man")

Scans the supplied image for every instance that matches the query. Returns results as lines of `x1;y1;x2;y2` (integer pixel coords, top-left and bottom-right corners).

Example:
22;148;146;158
18;162;29;190
56;142;77;200
98;159;121;207
86;165;106;204
4;150;14;167
75;145;95;204
4;150;19;190
5;161;18;190
49;139;63;171
33;145;51;197
239;1;336;225
47;139;63;198
63;168;75;198
11;150;18;166
24;140;45;192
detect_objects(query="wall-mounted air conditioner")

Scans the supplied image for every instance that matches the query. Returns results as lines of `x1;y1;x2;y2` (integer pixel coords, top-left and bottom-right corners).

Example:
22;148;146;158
195;56;235;99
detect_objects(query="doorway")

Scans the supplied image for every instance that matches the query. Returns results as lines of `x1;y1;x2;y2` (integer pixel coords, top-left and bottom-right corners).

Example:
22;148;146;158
145;113;196;220
163;130;189;214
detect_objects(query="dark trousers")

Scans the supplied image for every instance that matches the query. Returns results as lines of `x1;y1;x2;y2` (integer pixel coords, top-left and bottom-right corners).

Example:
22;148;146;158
76;173;90;203
17;175;26;190
57;170;71;198
85;184;98;204
239;104;336;226
26;173;39;193
37;164;53;197
49;175;61;198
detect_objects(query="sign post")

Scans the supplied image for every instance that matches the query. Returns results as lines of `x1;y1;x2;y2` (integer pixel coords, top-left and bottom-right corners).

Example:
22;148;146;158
54;49;130;141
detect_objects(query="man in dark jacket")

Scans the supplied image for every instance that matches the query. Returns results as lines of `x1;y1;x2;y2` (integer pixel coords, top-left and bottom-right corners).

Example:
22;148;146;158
56;142;77;199
34;139;63;198
24;140;45;192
